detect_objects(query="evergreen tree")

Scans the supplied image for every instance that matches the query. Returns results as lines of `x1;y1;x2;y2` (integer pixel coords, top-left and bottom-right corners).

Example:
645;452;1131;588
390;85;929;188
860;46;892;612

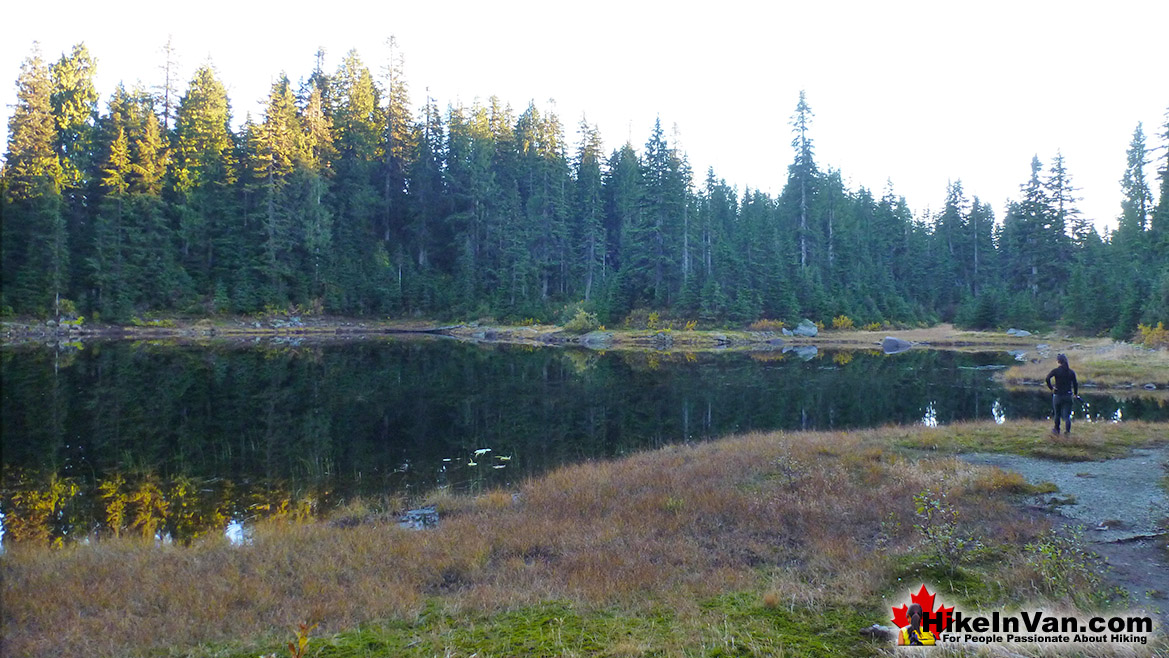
380;36;412;247
788;91;817;273
1115;123;1154;262
2;46;67;315
291;82;335;305
244;75;302;303
326;49;383;312
170;63;237;300
573;119;606;302
1000;157;1048;301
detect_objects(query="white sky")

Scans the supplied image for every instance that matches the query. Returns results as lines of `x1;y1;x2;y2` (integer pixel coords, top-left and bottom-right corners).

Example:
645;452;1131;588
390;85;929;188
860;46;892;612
2;0;1166;233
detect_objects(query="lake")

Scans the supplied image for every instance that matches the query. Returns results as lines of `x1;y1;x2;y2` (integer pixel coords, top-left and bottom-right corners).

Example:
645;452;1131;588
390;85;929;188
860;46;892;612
2;337;1165;546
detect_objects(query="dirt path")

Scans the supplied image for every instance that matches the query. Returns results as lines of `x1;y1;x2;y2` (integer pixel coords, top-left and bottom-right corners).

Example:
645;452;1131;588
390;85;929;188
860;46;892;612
961;446;1169;624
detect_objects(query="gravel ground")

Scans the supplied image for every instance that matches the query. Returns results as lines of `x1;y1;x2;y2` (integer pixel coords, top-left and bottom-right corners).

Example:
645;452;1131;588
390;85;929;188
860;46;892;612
961;445;1169;624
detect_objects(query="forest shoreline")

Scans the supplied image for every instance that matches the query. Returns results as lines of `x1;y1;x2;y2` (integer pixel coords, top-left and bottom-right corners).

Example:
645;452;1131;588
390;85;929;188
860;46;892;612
8;316;1168;393
0;315;1061;349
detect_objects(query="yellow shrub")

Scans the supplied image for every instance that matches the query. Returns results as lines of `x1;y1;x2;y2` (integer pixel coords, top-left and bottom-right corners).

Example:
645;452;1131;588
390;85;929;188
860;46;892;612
831;315;855;330
748;319;786;331
862;322;883;332
1137;322;1169;349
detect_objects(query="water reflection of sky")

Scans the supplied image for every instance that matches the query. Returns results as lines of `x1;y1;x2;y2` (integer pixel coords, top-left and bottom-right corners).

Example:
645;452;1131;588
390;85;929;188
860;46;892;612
992;400;1006;425
225;519;249;545
921;402;939;427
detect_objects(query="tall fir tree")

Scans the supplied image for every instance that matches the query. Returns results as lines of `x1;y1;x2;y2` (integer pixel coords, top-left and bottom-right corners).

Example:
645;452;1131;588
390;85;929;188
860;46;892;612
170;63;236;301
2;46;67;315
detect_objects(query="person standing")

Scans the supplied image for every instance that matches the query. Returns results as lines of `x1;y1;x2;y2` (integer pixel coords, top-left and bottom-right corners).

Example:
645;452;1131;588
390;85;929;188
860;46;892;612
1045;353;1079;435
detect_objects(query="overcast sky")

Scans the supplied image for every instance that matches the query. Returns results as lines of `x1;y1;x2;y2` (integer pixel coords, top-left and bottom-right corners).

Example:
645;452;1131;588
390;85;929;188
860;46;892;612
2;0;1166;233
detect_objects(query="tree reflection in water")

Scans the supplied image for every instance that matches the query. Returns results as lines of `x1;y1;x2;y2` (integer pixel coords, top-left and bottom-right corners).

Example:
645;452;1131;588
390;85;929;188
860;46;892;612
3;338;1165;546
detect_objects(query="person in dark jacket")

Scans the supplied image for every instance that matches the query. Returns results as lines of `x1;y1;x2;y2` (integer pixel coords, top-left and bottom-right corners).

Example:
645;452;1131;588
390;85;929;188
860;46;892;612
1045;353;1079;435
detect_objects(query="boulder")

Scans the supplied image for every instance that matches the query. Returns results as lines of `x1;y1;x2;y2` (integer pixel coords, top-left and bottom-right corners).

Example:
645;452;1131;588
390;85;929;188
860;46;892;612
793;319;818;337
398;505;439;530
580;331;614;349
781;328;793;337
652;331;674;348
783;345;818;360
1007;328;1032;337
881;336;913;354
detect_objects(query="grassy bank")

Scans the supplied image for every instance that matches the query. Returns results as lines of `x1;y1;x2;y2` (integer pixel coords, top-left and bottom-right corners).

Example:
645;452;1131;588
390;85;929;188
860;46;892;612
4;421;1166;657
1001;342;1169;392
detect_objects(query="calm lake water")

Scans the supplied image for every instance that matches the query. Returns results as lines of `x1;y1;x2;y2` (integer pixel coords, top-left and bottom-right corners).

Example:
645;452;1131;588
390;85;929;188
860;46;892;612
2;337;1166;545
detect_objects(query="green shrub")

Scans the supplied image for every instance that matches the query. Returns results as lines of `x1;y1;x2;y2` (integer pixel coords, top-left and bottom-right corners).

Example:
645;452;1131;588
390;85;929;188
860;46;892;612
563;309;599;334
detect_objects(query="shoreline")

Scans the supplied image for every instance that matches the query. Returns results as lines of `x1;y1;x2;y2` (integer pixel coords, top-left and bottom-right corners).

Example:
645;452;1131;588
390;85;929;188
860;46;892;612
2;316;1060;350
10;316;1167;395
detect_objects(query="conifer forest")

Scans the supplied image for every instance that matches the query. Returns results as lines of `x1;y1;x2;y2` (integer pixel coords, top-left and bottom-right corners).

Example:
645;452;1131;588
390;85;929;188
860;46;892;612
3;42;1167;336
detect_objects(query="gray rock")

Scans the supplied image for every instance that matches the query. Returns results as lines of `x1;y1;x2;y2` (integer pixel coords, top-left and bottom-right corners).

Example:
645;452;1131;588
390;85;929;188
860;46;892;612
399;505;439;530
793;319;818;337
580;331;614;349
781;328;793;337
1007;328;1032;337
860;624;896;641
881;336;913;354
783;345;818;360
1144;383;1157;390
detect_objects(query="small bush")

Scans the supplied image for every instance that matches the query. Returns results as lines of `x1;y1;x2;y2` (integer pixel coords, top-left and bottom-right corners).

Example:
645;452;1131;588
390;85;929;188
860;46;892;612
861;322;883;332
131;317;177;328
748;319;786;332
913;489;979;571
562;309;599;334
1022;528;1118;608
831;315;854;330
1137;322;1169;349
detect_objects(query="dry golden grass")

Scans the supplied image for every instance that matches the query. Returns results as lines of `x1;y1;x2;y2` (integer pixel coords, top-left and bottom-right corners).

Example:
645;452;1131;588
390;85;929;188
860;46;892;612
1002;342;1169;391
6;422;1161;657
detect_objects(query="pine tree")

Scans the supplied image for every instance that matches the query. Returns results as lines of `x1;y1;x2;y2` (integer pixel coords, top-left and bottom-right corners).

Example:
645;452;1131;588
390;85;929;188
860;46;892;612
2;46;67;315
291;82;335;304
606;142;645;313
89;123;132;317
1115;123;1154;262
170;63;237;297
245;75;301;303
1000;157;1048;300
328;50;384;312
788;91;817;273
380;36;412;247
573;119;606;301
156;36;181;133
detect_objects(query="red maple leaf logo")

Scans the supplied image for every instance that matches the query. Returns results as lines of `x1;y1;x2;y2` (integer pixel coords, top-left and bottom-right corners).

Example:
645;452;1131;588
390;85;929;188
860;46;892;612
892;584;955;632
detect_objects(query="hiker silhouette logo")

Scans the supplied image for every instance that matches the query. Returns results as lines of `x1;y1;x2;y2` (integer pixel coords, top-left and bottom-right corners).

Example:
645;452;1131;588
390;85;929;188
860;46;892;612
892;585;953;646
